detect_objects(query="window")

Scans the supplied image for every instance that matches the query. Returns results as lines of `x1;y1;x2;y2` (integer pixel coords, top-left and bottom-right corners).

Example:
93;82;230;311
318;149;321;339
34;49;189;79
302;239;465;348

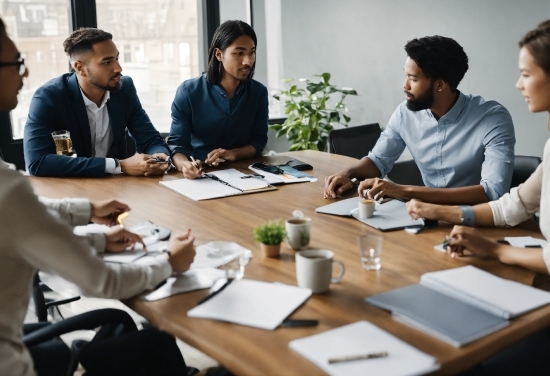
0;0;71;139
96;0;200;133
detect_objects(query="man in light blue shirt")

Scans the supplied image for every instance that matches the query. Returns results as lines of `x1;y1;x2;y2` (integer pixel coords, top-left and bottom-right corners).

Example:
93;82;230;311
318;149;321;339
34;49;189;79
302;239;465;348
325;36;515;205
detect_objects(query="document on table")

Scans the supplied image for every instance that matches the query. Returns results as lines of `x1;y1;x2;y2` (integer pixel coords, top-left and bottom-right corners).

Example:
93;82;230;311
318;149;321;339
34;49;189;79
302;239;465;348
289;321;440;376
140;268;226;301
187;279;312;330
160;168;277;200
248;164;317;184
190;241;251;269
316;197;423;231
504;236;547;248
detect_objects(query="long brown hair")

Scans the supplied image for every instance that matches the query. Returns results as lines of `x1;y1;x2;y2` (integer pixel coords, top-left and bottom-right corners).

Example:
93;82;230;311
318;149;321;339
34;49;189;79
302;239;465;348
519;20;550;76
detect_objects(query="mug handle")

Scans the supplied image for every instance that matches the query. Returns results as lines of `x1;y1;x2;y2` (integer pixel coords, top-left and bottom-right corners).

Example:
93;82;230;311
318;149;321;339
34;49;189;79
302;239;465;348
331;260;345;283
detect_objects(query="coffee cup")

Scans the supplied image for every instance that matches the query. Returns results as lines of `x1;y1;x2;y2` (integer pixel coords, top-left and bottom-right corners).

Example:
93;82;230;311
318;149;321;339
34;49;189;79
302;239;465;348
285;218;311;250
295;249;345;293
358;199;375;219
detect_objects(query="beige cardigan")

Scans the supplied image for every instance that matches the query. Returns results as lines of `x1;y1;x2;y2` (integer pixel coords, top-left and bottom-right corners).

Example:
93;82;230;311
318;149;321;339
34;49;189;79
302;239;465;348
0;164;172;376
489;138;550;272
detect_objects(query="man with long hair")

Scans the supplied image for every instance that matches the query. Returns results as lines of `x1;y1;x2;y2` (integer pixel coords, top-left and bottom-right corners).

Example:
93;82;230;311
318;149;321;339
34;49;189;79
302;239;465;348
168;20;268;179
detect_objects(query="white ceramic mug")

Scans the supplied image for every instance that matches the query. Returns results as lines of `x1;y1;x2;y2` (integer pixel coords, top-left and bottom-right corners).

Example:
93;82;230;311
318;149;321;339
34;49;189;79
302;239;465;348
285;218;311;250
295;249;345;293
358;199;375;219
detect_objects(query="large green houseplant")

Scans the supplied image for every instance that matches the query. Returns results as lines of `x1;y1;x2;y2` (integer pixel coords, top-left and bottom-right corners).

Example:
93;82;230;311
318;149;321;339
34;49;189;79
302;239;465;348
270;73;358;151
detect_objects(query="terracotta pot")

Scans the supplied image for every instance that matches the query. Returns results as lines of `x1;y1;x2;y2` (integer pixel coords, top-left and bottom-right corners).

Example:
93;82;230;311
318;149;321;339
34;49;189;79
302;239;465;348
261;243;281;258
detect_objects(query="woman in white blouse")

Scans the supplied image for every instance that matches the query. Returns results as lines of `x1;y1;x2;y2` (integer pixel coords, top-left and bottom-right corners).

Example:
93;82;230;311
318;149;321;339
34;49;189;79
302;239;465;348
407;20;550;275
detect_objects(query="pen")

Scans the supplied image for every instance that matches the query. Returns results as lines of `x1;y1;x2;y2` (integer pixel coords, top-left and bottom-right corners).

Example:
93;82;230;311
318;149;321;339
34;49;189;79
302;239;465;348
189;156;201;171
204;173;243;192
196;278;234;305
328;351;388;364
151;156;171;164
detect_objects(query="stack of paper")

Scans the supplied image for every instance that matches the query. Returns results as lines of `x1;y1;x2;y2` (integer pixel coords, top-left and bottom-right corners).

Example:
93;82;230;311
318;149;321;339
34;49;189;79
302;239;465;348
187;279;312;330
289;321;439;376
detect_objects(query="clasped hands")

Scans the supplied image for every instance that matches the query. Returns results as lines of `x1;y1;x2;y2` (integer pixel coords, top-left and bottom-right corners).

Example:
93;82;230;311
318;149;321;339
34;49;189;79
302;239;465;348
90;199;195;273
324;174;407;200
120;153;171;176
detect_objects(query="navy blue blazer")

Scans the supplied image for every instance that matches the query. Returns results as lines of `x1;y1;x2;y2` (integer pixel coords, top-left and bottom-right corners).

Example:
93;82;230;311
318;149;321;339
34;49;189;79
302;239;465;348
24;73;170;177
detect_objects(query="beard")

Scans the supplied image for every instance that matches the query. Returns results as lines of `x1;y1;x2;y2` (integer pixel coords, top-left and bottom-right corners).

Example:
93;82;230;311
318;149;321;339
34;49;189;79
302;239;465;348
87;69;123;92
405;83;435;112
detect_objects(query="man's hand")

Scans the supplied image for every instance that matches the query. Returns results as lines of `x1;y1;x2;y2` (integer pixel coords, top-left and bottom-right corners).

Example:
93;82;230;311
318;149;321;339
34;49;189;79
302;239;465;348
205;148;236;166
104;227;145;253
181;160;203;179
91;199;130;226
120;153;170;176
445;226;500;259
167;230;196;272
357;178;407;200
324;174;353;198
407;199;462;223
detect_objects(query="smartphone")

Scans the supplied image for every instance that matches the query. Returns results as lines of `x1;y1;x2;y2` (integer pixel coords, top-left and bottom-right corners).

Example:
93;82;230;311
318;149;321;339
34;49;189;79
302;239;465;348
279;165;313;178
251;162;282;175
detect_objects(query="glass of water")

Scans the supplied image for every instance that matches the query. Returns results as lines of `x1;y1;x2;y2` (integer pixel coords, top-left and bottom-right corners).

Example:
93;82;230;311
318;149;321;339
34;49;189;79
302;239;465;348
219;250;253;280
358;235;382;270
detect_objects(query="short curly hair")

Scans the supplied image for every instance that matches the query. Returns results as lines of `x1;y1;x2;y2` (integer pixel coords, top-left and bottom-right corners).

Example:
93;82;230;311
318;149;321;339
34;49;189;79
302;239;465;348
404;36;469;92
63;28;112;58
519;20;550;76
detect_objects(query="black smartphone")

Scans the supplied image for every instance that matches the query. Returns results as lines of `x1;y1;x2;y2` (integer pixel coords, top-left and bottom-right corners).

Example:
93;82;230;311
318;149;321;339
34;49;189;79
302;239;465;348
284;159;313;171
251;162;282;175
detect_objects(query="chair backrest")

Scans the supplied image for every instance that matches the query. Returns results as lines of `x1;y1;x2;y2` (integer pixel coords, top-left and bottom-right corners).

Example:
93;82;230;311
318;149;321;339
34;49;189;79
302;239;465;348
511;155;541;188
329;123;381;159
386;159;425;186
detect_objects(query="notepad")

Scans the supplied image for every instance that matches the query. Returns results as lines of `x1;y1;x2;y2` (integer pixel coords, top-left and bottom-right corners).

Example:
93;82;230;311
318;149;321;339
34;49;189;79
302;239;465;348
187;279;312;330
289;321;440;376
366;266;550;347
316;197;423;231
160;169;277;200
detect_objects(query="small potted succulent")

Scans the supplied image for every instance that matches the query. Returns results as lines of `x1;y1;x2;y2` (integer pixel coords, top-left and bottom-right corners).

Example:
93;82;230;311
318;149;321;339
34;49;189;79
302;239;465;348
253;220;286;257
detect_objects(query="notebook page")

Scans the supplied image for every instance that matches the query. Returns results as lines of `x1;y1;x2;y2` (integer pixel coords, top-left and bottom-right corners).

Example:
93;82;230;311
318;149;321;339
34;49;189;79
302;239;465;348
160;178;239;200
289;321;439;376
211;169;270;191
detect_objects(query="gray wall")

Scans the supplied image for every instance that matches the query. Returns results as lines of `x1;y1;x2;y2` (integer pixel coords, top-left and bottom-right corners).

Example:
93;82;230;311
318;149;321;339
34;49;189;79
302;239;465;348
277;0;550;157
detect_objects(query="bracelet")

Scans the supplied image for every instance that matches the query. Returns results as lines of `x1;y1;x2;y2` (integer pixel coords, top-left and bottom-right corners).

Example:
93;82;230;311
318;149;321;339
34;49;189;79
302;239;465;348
162;249;171;258
459;205;475;226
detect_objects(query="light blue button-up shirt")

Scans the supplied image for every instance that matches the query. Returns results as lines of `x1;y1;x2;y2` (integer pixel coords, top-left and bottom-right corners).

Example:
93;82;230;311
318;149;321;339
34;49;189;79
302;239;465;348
367;92;515;200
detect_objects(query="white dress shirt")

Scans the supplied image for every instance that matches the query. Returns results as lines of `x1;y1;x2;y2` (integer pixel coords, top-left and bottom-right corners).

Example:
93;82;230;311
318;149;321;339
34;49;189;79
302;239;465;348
79;89;120;174
0;164;171;375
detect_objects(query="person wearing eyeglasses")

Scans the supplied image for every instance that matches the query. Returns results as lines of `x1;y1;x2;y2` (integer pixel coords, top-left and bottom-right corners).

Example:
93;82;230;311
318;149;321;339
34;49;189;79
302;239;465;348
23;28;171;177
0;18;197;376
167;20;268;179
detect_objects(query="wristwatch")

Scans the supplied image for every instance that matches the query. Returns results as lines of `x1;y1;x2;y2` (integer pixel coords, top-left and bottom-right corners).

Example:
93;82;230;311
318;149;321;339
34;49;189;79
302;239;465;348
114;158;122;174
459;205;475;226
162;248;171;258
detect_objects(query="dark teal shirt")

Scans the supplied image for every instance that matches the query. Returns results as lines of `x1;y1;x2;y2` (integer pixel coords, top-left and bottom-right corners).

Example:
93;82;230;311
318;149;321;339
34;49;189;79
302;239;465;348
167;75;269;160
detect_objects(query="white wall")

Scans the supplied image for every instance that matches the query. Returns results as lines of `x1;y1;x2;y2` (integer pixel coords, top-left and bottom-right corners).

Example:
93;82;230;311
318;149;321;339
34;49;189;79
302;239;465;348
277;0;550;157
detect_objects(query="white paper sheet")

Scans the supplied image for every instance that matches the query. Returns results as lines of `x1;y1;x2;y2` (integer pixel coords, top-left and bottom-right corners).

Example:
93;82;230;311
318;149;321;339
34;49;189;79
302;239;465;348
140;268;226;301
190;241;251;269
504;236;547;248
289;321;439;376
187;279;312;330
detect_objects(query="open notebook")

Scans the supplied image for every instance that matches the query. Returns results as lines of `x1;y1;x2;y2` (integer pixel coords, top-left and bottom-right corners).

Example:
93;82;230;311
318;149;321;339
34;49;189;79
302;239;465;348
366;266;550;347
160;169;277;200
315;197;423;231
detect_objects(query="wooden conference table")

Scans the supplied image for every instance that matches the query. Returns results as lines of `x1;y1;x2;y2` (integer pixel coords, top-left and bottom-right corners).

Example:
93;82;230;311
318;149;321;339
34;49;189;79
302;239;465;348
29;151;550;375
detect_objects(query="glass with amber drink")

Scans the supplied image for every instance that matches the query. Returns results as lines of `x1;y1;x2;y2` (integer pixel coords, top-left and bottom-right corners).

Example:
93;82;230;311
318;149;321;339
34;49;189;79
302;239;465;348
51;130;76;157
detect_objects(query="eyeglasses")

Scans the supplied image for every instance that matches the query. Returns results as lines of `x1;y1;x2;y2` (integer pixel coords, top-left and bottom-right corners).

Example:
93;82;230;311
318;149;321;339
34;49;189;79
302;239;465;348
0;57;27;77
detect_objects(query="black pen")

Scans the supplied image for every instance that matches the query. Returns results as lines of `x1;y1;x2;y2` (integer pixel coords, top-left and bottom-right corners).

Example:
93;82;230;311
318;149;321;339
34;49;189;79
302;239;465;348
196;278;234;305
204;173;243;192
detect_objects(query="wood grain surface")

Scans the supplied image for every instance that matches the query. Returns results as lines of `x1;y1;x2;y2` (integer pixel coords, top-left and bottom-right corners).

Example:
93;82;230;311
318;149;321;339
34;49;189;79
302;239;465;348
29;150;550;375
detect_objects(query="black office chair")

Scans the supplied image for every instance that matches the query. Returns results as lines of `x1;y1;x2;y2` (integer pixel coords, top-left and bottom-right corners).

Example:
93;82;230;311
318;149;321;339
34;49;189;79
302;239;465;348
386;159;425;186
511;155;541;189
33;274;80;322
24;308;139;375
328;123;381;159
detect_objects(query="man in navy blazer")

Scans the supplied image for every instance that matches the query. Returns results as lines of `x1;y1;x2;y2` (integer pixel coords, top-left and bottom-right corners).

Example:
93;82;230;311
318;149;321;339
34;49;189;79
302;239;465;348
24;28;170;177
